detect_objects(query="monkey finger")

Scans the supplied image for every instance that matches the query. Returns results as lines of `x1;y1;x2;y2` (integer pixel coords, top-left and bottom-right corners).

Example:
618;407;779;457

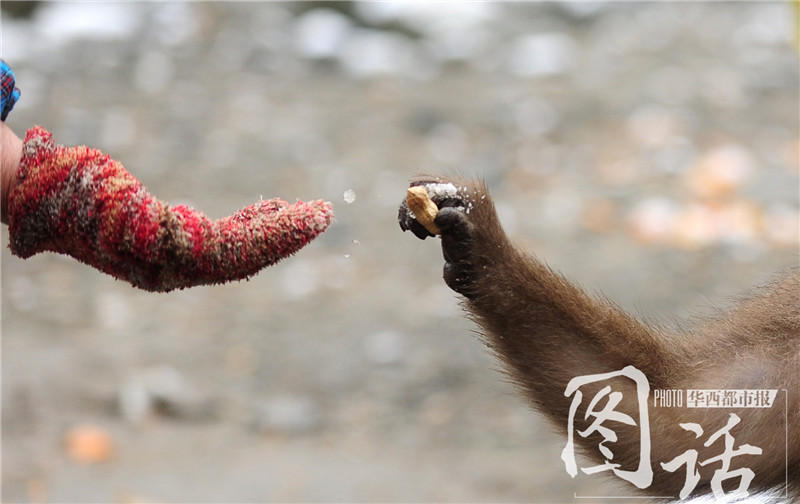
434;206;471;233
434;197;466;210
443;261;475;299
397;199;434;239
437;208;473;264
397;200;412;231
409;219;433;240
441;234;472;265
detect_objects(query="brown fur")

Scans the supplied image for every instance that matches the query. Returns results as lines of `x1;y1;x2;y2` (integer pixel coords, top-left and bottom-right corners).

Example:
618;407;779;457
400;178;799;499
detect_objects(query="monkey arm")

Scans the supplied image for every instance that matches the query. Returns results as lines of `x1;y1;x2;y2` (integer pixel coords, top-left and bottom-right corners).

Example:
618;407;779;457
399;178;685;396
399;177;798;497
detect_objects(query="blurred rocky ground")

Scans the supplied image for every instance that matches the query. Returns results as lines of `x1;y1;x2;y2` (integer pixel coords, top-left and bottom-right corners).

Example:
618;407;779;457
1;2;797;502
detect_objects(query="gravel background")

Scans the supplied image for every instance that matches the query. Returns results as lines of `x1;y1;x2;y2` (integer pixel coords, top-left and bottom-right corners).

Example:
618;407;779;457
1;2;798;502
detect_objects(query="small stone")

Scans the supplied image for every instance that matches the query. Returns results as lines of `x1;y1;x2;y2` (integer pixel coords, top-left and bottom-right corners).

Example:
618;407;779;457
117;366;216;423
627;197;679;244
293;8;351;59
65;425;113;464
118;379;150;424
253;395;320;435
507;33;576;77
684;145;754;199
673;203;717;249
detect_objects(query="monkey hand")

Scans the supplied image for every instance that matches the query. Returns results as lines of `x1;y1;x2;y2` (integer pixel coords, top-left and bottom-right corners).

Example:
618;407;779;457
398;178;498;298
7;126;334;292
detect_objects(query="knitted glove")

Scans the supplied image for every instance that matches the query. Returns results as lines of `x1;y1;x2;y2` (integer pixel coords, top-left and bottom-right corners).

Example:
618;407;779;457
7;126;333;292
0;59;21;121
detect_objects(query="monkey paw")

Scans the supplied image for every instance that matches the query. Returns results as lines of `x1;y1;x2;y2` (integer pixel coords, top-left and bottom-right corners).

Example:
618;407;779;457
398;178;484;298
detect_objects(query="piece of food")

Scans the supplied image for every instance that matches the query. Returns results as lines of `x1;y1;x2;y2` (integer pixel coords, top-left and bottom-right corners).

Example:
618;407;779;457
406;186;441;235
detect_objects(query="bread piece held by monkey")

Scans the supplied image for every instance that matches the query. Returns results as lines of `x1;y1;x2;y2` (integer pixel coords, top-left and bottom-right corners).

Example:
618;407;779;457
406;186;441;235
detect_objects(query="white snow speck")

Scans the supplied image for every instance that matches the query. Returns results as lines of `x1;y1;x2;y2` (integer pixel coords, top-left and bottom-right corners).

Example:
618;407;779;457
343;189;357;204
423;182;458;199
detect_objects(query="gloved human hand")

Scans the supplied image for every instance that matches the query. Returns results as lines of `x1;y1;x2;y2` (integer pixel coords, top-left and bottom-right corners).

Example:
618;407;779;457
4;125;333;292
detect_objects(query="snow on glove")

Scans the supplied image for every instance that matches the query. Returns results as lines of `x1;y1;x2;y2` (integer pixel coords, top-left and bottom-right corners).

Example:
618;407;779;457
7;126;334;292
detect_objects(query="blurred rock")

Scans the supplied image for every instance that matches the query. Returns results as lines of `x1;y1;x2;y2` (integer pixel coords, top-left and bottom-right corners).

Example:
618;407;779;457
36;2;142;43
685;145;754;200
0;1;40;19
253;395;321;434
152;2;200;46
674;203;718;249
556;2;608;19
627;197;679;244
118;366;216;424
338;28;433;78
293;8;351;60
118;379;150;425
65;425;114;464
507;33;576;77
363;330;406;365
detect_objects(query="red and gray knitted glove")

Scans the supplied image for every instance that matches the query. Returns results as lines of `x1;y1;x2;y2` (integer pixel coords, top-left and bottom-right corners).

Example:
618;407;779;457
7;126;333;292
